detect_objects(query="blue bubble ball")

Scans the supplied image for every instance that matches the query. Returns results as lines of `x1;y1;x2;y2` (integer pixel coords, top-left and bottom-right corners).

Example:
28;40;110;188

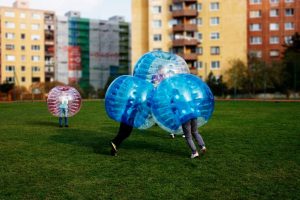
105;75;155;129
133;51;190;86
151;74;214;134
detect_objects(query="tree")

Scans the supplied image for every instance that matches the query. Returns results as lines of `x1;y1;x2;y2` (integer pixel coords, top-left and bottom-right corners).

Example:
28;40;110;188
206;72;227;97
226;59;248;97
283;32;300;93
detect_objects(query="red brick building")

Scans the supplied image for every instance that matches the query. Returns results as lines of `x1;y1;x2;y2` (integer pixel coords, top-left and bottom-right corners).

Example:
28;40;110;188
248;0;300;62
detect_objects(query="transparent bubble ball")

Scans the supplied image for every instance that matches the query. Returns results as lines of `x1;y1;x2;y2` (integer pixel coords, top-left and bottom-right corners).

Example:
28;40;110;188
47;86;82;117
105;75;155;129
151;74;214;134
133;51;190;86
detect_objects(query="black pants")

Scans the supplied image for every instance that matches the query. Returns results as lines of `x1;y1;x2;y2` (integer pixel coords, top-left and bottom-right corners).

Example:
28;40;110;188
112;122;133;147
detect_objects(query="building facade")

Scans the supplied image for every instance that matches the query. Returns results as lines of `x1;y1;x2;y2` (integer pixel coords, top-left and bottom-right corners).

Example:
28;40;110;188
248;0;300;62
55;12;131;91
132;0;247;80
0;0;55;89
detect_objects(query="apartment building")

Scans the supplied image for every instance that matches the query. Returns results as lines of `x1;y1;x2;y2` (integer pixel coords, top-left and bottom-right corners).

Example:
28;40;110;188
132;0;247;80
0;0;55;89
248;0;300;62
55;12;131;91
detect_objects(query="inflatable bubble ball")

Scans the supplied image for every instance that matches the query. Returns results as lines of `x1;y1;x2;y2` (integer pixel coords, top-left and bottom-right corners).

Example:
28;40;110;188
151;74;214;134
47;86;82;117
105;75;155;129
133;51;190;86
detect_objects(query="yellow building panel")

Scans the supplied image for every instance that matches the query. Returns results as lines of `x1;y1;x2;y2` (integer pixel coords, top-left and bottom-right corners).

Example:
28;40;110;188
0;6;45;89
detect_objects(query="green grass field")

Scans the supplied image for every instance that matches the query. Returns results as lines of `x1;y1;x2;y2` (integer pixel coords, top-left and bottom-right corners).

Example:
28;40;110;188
0;101;299;199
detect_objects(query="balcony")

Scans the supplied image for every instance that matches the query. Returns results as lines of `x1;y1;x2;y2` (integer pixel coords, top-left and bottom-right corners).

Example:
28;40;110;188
177;53;198;61
172;9;197;18
173;24;197;32
172;38;200;47
173;0;197;3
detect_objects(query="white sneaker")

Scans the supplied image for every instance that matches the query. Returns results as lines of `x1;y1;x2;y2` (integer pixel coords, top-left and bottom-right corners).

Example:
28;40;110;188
201;146;207;154
170;134;175;139
190;151;199;159
182;134;185;138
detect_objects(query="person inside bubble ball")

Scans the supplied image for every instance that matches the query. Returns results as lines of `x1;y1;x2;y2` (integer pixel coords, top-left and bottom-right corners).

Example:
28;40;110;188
110;96;138;156
58;92;70;128
170;88;207;159
182;118;207;159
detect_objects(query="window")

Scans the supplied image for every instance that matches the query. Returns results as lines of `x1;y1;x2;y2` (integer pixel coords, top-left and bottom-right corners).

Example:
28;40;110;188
32;13;41;19
153;20;162;28
211;46;220;55
6;44;15;50
172;3;183;11
210;2;219;11
5;33;15;39
21;55;26;62
21;33;26;39
270;50;280;57
6;55;15;61
21;66;26;71
249;51;262;58
270;0;279;4
6;77;15;83
250;37;262;44
285;36;293;44
285;22;294;30
285;8;294;16
21;45;26;51
32;66;40;72
5;66;15;71
20;13;26;18
270;36;279;44
250;10;261;18
32;56;40;62
32;77;40;82
190;18;202;25
211;32;220;40
31;45;40;51
270;23;279;31
197;47;203;55
285;0;294;2
31;34;40;40
31;24;40;30
194;61;203;69
211;61;220;69
153;34;162;41
152;6;161;14
153;48;162;51
21;77;26;82
250;0;261;4
196;32;202;40
5;22;15;28
197;3;202;11
210;17;220;25
270;9;279;17
5;11;15;17
20;23;26;29
250;24;261;31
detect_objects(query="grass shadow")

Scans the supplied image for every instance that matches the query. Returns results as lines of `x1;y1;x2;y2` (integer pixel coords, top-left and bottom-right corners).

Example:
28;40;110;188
50;127;187;157
26;120;58;127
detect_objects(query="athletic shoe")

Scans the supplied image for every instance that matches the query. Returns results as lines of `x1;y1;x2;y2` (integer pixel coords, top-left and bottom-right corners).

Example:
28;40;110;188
110;141;117;156
190;151;199;159
65;125;69;127
59;125;63;128
200;146;207;154
170;134;175;139
182;134;186;138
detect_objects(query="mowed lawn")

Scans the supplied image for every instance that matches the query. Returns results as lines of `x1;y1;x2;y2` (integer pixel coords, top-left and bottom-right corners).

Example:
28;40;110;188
0;101;299;199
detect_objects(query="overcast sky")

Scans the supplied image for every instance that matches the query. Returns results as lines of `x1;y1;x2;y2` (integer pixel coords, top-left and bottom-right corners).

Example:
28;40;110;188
0;0;131;21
